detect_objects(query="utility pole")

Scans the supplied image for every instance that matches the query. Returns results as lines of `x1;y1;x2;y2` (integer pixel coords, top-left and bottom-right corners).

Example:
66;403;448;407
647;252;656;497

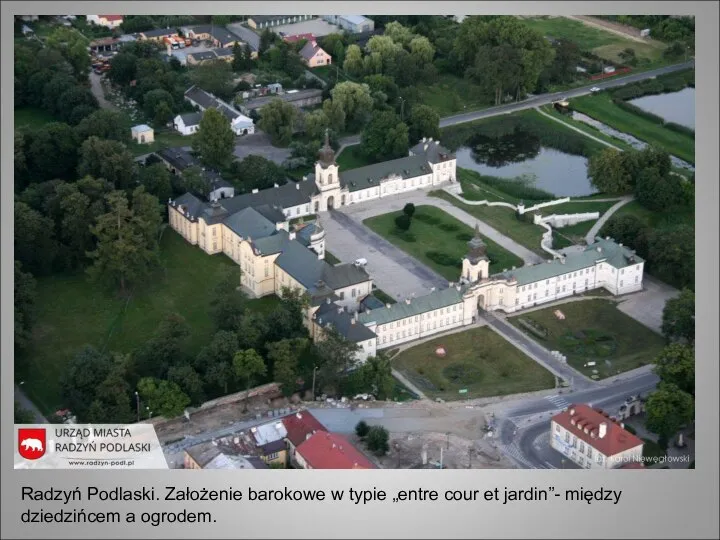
135;391;140;422
311;366;318;400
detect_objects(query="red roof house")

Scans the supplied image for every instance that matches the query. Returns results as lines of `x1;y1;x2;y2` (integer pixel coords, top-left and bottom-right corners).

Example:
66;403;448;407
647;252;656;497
552;404;644;463
283;33;316;43
295;432;376;469
100;15;124;22
281;411;327;449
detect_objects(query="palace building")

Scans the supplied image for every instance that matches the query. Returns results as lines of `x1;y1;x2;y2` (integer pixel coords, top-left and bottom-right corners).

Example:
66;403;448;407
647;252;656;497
166;133;644;362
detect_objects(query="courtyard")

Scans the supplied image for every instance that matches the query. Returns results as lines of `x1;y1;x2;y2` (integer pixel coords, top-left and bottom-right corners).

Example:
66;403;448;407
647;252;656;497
392;326;557;401
363;205;525;281
507;298;666;379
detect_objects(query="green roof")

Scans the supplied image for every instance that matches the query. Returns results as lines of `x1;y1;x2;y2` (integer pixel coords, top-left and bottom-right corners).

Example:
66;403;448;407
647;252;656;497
340;155;432;193
357;287;464;326
494;238;644;286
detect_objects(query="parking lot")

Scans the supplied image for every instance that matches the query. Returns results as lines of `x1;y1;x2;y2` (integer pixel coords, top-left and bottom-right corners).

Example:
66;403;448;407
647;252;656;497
272;18;341;38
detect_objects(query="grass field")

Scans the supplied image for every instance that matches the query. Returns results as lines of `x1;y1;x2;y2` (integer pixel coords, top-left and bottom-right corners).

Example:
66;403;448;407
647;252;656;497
14;107;61;131
312;65;357;84
508;299;666;379
128;130;197;157
571;93;695;164
363;205;525;281
393;326;556;400
417;74;493;117
520;16;667;65
18;230;280;414
604;199;694;230
336;144;374;170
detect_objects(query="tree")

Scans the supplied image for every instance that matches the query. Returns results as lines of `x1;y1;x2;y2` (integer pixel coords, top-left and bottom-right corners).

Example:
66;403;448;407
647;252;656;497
409;35;435;66
42;72;77;115
365;426;390;456
189;61;234;100
322;99;347;133
635;167;685;212
196;330;240;395
661;289;695;344
330;82;374;131
654;344;695;397
75;109;132;143
361;110;409;162
77;136;136;190
267;338;309;396
313;328;360;395
600;214;647;251
257;99;298;146
259;28;276;54
208;267;247;331
647;224;695;290
407;104;440;144
139;163;173;204
14;132;29;193
230;155;287;192
88;354;135;423
60;345;114;420
587;147;638;195
27;122;80;182
546;40;582;84
47;27;91;79
14;402;36;424
394;214;412;231
645;383;694;446
232;42;251;72
108;52;138;86
343;44;365;77
236;310;270;351
56;87;99;124
384;21;416;47
86;189;161;295
137;377;191;419
233;349;268;409
181;165;211;199
14;202;58;276
191;108;235;169
14;261;37;351
403;203;416;218
303;109;330;140
355;420;370;438
143;89;175;126
167;364;206;404
360;354;395;400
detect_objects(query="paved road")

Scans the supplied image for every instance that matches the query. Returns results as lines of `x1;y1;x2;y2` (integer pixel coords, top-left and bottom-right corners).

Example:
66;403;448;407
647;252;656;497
584;196;635;245
15;385;48;424
88;72;118;111
615;275;679;334
338;61;695;147
233;132;292;165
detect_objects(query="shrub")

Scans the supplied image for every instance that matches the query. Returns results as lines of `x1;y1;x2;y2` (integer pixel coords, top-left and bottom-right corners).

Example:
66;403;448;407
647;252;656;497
366;426;390;456
665;122;695;139
613;99;666;125
623;424;637;435
355;420;370;438
517;318;548;339
426;251;461;268
403;203;416;218
438;222;460;232
414;213;441;225
394;214;412;231
456;232;473;242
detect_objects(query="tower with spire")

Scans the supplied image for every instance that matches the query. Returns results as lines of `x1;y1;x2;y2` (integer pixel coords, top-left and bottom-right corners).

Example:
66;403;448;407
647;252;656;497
461;223;490;283
313;128;342;210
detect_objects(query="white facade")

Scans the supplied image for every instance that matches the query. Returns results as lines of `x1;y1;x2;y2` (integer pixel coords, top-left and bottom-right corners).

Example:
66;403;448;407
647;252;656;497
550;420;644;470
87;15;124;29
173;114;200;136
231;115;255;136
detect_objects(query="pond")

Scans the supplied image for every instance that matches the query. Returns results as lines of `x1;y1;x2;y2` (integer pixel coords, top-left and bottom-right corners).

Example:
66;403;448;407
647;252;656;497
628;87;695;130
454;132;596;197
570;111;695;172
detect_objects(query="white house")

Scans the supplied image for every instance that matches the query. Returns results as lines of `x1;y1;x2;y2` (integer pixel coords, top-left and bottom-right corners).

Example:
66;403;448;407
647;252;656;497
230;113;255;136
173;112;202;135
184;86;255;136
130;124;154;144
87;15;124;29
550;404;645;469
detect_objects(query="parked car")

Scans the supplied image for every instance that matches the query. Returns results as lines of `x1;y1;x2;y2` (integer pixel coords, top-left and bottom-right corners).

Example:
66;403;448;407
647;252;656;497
590;87;601;93
354;258;368;267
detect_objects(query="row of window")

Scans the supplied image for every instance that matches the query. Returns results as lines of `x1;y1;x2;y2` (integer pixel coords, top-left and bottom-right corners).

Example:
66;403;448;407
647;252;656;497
380;317;460;344
377;304;461;333
560;427;604;465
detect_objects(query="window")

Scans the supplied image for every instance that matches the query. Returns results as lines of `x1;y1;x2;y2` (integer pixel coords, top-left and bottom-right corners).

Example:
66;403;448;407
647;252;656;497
635;275;639;284
565;432;570;443
621;269;625;275
596;455;603;465
533;293;537;300
534;283;537;289
579;442;585;453
620;280;624;287
339;291;345;300
266;452;279;461
213;242;217;251
555;424;560;433
213;228;217;237
351;288;356;298
265;267;269;277
585;279;588;287
587;447;593;458
545;290;549;297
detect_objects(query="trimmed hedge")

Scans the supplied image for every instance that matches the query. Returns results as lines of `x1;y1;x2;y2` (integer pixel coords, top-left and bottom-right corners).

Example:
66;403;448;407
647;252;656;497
517;318;549;340
665;122;695;139
426;251;462;268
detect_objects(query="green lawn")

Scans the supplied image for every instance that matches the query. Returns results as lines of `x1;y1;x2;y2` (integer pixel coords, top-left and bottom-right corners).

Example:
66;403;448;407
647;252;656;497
324;251;342;266
540;106;634;151
14;107;60;131
18;230;279;414
363;205;525;281
336;144;375;170
417;74;493;117
520;16;667;64
605;199;694;230
393;326;556;400
129;130;197;157
508;299;666;379
372;287;397;305
312;65;357;83
571;93;695;164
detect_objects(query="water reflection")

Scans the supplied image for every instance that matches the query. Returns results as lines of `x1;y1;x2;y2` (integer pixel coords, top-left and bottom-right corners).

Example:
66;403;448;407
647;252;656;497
570;112;695;171
629;87;695;130
467;132;541;168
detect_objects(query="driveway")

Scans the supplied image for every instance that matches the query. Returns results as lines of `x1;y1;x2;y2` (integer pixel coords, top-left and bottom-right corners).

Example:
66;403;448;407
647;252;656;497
234;132;292;165
322;210;448;301
88;72;118;111
340;189;544;265
615;276;679;334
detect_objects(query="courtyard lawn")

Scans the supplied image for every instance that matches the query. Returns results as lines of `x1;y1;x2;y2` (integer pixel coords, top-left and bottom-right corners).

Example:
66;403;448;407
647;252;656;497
363;205;525;281
18;230;278;414
336;144;375;170
570;93;695;164
324;251;342;266
393;326;556;400
128;130;197;157
508;299;666;379
14;107;60;131
520;16;667;65
417;74;493;117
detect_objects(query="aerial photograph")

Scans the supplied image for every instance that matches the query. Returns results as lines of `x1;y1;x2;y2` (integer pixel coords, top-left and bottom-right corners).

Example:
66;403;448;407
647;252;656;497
13;14;695;470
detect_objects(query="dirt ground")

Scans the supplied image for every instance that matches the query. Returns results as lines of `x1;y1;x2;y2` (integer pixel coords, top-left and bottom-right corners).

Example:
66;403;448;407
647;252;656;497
565;15;666;46
377;431;516;469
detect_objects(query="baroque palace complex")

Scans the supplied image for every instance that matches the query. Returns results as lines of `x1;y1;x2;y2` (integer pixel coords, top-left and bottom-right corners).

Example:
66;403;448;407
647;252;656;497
165;133;645;362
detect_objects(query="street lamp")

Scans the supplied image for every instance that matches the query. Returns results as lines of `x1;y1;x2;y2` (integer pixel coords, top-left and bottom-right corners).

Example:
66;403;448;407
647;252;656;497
146;406;152;419
134;391;140;422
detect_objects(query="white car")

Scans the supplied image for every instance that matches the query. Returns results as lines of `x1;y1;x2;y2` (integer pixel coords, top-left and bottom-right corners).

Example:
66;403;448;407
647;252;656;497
590;87;601;93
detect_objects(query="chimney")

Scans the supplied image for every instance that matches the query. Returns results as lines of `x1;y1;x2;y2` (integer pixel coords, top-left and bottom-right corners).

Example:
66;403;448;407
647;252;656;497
385;304;391;309
303;176;308;181
326;297;331;304
296;412;302;419
405;298;411;305
289;231;296;241
423;144;428;151
422;137;427;143
430;287;436;292
337;307;343;314
569;407;575;416
598;422;607;439
597;247;602;253
428;138;433;142
252;188;259;194
296;183;300;190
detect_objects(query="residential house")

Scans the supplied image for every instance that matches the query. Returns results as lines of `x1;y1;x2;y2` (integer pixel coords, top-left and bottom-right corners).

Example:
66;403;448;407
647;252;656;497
247;15;314;30
226;24;260;58
322;15;374;33
184;442;268;469
299;40;332;68
180;25;244;48
87;15;124;29
130;124;154;144
186;51;220;65
550;404;645;469
184;86;255;135
156;147;235;201
283;33;316;44
138;28;179;42
173;112;203;135
237;88;323;115
295;432;376;469
213;47;234;62
281;411;327;461
89;37;121;54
